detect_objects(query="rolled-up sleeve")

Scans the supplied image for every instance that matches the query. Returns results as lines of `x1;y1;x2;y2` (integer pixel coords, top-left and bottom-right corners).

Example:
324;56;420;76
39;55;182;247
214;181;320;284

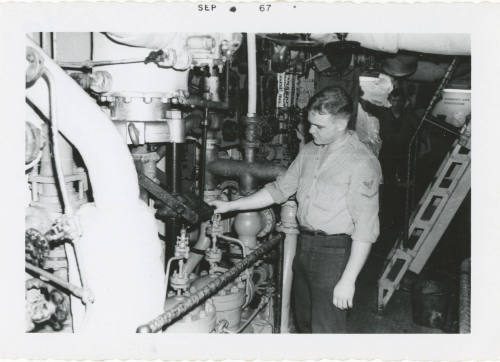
264;151;302;204
347;157;382;243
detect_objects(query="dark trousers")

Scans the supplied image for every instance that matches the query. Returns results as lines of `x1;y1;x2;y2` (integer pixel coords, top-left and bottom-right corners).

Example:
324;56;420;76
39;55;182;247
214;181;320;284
292;233;352;333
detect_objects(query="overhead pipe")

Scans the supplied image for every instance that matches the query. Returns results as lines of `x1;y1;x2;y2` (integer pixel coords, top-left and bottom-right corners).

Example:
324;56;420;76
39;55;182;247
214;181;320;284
310;33;470;55
25;38;165;333
408;60;470;83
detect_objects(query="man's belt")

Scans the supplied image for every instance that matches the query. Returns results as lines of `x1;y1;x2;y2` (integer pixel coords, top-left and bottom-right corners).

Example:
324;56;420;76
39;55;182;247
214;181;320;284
299;226;349;238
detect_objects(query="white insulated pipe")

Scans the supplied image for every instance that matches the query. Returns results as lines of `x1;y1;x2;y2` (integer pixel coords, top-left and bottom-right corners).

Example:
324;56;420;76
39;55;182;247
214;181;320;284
25;37;165;333
347;33;470;55
105;32;183;49
26;42;139;210
395;33;470;56
310;33;470;56
247;33;257;117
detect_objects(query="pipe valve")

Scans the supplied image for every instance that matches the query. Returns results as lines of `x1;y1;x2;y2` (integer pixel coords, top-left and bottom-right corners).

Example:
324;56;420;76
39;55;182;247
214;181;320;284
170;226;191;292
205;213;223;267
174;226;190;259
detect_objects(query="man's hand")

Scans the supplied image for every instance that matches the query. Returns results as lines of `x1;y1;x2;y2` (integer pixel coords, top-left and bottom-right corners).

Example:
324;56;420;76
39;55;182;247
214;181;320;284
332;277;355;309
208;200;234;214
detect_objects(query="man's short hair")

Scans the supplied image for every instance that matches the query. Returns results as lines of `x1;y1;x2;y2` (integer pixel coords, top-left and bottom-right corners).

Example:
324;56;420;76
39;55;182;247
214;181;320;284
307;86;353;118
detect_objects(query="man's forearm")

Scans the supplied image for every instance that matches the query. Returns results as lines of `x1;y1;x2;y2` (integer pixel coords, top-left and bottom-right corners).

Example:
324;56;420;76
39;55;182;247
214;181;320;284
340;240;372;283
230;188;275;211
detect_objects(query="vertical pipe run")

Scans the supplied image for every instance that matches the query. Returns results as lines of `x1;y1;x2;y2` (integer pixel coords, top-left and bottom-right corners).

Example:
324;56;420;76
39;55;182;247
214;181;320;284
279;200;299;333
247;33;257;117
166;143;181;194
239;33;259;195
204;138;218;191
275;236;284;333
131;145;151;203
165;142;182;264
199;108;209;197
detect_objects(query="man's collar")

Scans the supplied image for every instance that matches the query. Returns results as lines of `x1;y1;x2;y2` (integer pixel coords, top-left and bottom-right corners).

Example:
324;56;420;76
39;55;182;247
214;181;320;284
325;131;352;152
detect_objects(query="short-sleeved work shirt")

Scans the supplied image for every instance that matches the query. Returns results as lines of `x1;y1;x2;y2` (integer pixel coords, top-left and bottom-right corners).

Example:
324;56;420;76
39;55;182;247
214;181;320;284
265;131;382;244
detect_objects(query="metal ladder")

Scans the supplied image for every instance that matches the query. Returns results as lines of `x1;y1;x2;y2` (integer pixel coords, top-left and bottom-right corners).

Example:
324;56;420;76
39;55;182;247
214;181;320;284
377;122;471;312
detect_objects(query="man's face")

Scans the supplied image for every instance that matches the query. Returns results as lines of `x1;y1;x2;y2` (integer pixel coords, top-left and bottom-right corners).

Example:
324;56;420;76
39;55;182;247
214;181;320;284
308;111;348;145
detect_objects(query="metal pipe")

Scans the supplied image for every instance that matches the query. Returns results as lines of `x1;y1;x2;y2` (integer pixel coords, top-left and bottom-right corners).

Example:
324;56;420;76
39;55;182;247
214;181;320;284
247;33;257;117
207;159;286;181
237;294;270;333
205;138;219;191
39;68;95;319
310;33;470;55
199;108;209;197
165;142;182;260
218;234;252;306
41;70;72;216
183;221;211;275
277;199;299;333
219;234;248;258
275;235;284;333
166;143;181;194
26;262;92;303
136;232;284;333
164;256;183;297
58;58;145;69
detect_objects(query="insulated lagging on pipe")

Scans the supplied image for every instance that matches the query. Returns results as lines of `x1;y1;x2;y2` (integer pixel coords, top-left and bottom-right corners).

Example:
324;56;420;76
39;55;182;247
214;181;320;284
136;232;284;333
26;262;92;303
26;39;140;209
26;38;166;333
247;33;257;116
278;200;299;333
207;159;286;181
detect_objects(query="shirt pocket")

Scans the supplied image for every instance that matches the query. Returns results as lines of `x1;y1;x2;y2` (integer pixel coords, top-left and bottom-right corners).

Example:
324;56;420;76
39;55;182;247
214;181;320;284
314;177;349;212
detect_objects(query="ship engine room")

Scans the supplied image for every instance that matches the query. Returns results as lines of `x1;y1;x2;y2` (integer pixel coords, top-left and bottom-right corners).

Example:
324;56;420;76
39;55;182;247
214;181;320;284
24;32;471;334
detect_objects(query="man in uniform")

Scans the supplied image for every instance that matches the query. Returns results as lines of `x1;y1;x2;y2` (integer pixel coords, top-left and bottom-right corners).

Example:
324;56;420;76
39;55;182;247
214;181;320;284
210;86;382;333
360;87;428;229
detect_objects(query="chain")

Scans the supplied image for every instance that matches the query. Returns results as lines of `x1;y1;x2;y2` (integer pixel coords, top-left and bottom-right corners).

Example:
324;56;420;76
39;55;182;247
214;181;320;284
25;228;50;268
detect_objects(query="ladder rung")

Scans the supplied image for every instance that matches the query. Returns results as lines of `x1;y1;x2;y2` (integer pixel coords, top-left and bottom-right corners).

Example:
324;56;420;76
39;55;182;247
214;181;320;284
377;137;470;311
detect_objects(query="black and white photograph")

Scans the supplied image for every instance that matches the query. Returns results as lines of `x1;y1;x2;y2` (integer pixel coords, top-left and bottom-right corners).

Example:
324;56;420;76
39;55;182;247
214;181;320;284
24;31;471;335
1;2;500;360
